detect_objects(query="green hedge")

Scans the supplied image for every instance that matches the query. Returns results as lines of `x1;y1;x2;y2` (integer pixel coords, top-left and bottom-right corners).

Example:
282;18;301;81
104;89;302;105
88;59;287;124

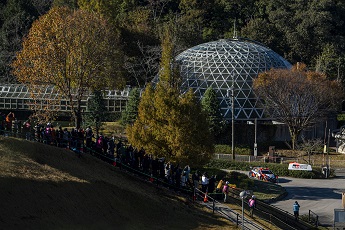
205;159;335;179
215;145;251;155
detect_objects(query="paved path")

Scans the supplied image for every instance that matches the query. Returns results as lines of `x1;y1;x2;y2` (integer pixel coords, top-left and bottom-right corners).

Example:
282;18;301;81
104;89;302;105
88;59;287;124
271;168;345;226
199;199;265;230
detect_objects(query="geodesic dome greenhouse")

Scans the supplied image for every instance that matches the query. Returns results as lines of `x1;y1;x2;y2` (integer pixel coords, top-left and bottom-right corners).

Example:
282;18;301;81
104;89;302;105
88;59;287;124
175;38;291;120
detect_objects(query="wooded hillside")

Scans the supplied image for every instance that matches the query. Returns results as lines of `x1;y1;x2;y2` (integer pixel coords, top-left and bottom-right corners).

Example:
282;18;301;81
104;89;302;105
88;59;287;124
2;0;345;87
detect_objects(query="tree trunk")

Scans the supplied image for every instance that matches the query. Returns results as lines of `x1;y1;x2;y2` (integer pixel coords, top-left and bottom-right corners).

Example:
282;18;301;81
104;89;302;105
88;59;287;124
289;127;301;150
74;100;82;129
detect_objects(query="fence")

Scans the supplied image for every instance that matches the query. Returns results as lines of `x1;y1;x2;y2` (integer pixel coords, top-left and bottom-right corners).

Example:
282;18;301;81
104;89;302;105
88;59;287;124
214;154;298;164
308;210;319;227
195;188;265;230
225;188;316;230
3;129;319;230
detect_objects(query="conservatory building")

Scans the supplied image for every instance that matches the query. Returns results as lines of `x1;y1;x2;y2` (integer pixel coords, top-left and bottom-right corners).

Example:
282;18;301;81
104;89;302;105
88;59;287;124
175;37;291;120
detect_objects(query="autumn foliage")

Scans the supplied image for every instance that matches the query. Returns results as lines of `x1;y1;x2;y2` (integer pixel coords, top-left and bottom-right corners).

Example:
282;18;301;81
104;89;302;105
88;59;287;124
253;63;344;149
12;6;123;127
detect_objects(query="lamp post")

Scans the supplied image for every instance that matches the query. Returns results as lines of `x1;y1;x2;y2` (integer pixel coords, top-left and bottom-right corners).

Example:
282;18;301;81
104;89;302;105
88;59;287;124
239;190;248;230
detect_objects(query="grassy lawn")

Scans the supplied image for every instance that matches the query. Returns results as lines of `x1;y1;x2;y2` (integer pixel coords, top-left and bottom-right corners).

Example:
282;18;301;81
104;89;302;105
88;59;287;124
251;179;286;200
0;137;236;230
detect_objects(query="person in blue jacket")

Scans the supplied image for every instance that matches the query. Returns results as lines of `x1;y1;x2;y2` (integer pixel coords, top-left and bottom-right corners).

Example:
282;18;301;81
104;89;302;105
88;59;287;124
293;201;300;220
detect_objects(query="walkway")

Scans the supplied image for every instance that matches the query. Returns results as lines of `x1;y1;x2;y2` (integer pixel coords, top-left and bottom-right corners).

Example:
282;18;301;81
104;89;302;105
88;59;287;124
195;189;266;230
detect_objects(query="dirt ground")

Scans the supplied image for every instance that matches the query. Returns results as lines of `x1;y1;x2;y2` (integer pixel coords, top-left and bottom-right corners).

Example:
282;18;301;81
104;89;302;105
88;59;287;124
0;137;235;230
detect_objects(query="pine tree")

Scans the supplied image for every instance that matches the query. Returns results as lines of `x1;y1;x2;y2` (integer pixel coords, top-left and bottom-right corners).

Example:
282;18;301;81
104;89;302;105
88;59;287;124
83;90;106;135
121;87;141;125
201;87;225;141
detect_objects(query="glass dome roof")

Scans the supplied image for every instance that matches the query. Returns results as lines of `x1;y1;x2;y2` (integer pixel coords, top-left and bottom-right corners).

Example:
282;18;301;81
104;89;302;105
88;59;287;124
176;38;291;120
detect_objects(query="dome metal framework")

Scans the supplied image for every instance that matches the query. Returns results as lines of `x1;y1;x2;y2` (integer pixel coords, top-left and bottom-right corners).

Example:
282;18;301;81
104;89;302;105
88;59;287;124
176;38;291;120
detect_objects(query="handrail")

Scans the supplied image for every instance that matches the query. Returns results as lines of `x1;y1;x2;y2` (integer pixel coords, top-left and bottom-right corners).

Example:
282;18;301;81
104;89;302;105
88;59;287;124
1;129;320;230
195;188;265;230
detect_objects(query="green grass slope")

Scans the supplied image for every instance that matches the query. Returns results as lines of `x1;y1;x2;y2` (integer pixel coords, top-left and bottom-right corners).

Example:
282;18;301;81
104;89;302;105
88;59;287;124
0;137;234;230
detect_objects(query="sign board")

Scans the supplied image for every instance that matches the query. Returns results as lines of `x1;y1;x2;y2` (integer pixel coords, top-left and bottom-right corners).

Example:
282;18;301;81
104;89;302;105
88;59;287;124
288;162;312;171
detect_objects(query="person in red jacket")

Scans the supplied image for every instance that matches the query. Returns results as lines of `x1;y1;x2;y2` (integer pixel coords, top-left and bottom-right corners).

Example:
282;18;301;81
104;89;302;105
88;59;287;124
223;181;230;203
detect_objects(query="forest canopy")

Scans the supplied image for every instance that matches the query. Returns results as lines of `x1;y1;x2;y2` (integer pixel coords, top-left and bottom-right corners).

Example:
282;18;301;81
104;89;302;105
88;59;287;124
2;0;345;87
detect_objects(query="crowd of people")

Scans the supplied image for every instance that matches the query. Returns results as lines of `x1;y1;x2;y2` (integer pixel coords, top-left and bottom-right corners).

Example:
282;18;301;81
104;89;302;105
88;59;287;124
0;113;222;192
1;112;271;219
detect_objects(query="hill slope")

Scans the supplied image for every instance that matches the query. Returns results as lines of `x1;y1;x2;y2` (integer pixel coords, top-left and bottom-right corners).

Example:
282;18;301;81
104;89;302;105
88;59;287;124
0;137;233;230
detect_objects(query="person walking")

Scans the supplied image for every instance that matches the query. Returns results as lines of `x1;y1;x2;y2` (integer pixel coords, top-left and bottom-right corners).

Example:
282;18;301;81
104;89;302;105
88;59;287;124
248;195;256;217
293;201;300;220
223;181;230;203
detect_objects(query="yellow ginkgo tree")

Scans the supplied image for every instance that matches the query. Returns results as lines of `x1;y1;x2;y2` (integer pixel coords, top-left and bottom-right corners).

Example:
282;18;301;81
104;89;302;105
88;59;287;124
12;6;124;127
127;23;214;167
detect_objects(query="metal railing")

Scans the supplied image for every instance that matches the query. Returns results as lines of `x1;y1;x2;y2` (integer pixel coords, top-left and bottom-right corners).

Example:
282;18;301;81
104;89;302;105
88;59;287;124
309;210;319;227
2;129;320;230
195;188;265;230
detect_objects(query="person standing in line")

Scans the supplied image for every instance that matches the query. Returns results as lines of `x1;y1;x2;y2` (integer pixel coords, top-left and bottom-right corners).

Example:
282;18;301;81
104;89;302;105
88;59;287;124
216;178;224;199
223;181;230;203
293;201;300;220
5;112;14;131
208;175;216;193
248;195;256;217
201;172;209;193
85;126;93;150
183;165;191;185
192;171;200;200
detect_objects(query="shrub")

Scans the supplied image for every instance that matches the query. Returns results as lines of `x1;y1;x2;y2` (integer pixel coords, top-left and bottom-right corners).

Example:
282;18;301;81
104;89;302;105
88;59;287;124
206;159;334;179
214;145;251;155
192;168;254;190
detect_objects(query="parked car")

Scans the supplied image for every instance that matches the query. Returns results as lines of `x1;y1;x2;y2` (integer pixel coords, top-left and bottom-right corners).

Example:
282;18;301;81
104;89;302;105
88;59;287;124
248;167;278;183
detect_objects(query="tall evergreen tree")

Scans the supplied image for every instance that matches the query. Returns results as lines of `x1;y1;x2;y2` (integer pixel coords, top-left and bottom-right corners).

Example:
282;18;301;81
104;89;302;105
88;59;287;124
201;87;225;141
121;87;141;125
83;90;106;135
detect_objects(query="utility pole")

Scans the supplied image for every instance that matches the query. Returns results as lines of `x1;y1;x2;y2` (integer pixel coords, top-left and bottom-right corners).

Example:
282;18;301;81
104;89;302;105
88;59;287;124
254;118;257;157
327;128;331;178
227;88;235;161
231;88;235;161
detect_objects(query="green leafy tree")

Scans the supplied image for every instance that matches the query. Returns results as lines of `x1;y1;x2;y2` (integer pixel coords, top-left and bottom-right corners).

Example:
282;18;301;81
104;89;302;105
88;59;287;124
253;63;344;149
83;90;106;135
121;87;141;125
315;43;345;84
53;0;78;9
201;87;225;141
12;6;124;128
127;23;214;167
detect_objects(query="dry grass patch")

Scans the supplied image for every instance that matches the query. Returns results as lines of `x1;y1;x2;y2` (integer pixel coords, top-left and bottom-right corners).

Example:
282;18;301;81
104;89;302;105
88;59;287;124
0;136;236;230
